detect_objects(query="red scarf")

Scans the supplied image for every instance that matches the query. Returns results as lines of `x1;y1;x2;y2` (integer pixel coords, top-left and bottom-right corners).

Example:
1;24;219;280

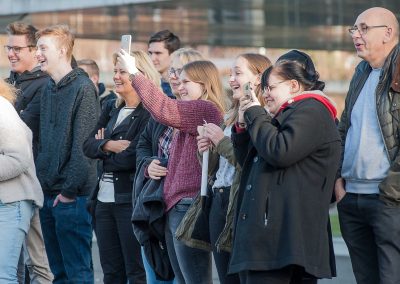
275;93;337;120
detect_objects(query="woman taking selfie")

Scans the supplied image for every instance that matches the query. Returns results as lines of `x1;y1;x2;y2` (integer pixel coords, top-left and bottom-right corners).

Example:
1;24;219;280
119;50;224;284
230;59;341;283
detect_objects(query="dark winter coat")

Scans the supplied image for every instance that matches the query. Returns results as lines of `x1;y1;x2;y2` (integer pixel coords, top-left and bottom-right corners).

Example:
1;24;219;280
136;117;168;167
6;67;49;158
229;98;341;278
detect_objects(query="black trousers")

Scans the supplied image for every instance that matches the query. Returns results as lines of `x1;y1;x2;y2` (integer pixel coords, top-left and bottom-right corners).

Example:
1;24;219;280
239;265;317;284
338;193;400;284
209;187;240;284
95;201;146;284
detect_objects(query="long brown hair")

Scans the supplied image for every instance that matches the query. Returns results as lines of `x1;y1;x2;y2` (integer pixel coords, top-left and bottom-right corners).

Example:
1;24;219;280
226;53;272;126
183;60;226;114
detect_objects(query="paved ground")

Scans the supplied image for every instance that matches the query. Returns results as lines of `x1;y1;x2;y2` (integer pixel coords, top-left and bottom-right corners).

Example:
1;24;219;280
93;237;356;283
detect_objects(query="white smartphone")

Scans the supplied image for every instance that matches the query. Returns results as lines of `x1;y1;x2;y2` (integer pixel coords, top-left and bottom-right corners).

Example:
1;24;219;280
121;35;132;54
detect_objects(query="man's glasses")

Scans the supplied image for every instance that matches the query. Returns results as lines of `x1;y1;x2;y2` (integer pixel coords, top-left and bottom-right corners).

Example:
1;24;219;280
4;45;36;54
168;67;183;78
348;24;388;36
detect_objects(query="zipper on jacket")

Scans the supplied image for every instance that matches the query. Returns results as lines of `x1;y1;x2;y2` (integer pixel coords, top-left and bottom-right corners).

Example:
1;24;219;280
375;83;391;162
264;198;269;227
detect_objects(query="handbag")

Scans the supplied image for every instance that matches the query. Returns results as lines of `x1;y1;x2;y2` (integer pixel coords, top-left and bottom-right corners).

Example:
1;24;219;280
175;188;212;251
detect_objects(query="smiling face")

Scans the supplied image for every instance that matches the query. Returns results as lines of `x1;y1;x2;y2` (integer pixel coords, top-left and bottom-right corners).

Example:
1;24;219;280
168;56;184;96
177;70;203;101
6;35;37;74
262;73;293;115
36;36;62;75
229;56;258;101
351;10;391;68
113;61;134;97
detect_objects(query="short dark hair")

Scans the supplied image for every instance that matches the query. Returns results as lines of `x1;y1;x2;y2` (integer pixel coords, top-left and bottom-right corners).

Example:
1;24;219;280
77;59;99;76
262;60;325;92
6;22;38;46
148;30;180;54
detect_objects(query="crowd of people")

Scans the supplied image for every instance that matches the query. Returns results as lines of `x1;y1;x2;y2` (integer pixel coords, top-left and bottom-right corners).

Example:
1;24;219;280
0;5;399;284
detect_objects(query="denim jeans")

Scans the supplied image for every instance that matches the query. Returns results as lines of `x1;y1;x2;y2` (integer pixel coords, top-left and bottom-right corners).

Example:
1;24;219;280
39;195;93;284
18;207;54;284
338;193;400;284
95;201;146;284
141;247;175;284
0;200;34;283
165;198;212;284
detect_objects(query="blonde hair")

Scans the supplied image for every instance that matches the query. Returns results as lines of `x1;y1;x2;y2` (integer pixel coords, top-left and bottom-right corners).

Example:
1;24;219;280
225;53;272;126
36;24;75;61
113;50;161;107
0;80;17;104
170;48;204;65
183;60;226;114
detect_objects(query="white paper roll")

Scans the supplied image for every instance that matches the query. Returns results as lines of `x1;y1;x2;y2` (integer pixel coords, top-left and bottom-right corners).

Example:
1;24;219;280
201;149;209;197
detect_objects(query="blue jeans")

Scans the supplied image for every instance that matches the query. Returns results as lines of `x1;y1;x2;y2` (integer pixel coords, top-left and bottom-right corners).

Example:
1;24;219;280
165;198;212;284
141;247;175;284
39;195;93;284
0;200;34;283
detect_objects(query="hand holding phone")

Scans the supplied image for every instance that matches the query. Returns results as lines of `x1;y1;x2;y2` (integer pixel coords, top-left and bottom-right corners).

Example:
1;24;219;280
243;82;253;101
121;35;132;54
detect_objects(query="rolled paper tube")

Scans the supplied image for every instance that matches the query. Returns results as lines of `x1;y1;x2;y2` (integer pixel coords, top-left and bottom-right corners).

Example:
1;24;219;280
201;149;209;197
197;124;209;197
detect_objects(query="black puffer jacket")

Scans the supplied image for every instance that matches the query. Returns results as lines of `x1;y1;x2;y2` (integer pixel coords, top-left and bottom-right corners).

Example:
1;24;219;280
338;44;400;205
6;67;49;158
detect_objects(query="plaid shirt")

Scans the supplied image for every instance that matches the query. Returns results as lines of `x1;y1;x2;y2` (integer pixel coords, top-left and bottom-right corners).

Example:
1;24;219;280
158;126;174;159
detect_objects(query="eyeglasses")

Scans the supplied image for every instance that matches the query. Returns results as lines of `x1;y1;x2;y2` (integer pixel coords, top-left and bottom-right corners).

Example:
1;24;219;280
168;67;183;78
348;24;388;35
4;45;36;54
264;81;286;93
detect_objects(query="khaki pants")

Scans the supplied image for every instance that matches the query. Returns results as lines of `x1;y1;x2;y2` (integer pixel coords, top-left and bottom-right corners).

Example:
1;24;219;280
21;207;54;284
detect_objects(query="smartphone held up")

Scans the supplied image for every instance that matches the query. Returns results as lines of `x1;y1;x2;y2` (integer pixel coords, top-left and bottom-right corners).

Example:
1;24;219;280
243;82;254;101
121;35;132;54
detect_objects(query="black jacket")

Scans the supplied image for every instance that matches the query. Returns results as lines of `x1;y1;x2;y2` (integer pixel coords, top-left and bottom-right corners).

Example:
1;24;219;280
136;117;169;167
6;67;49;158
84;101;150;203
36;68;100;198
338;44;400;205
230;99;341;278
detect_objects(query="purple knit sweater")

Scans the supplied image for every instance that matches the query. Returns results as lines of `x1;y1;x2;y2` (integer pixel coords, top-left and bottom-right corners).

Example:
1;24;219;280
131;74;223;211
